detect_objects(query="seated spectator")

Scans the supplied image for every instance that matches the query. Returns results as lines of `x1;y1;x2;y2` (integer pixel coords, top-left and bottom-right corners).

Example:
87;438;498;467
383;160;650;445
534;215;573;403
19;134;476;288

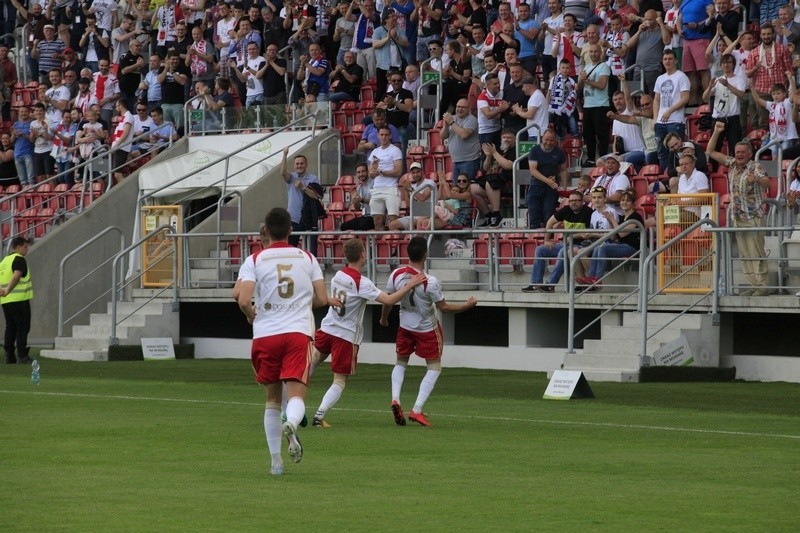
472;129;515;227
130;107;179;158
131;102;156;150
675;152;710;223
608;78;658;168
389;162;436;230
591;154;631;215
328;51;364;103
580;189;644;288
200;78;235;130
521;189;594;293
660;135;709;193
425;172;473;229
358;108;401;160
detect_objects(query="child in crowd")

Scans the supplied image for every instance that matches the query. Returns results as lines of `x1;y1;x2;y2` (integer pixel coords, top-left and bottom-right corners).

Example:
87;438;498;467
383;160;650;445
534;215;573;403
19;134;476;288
751;74;798;159
547;59;579;139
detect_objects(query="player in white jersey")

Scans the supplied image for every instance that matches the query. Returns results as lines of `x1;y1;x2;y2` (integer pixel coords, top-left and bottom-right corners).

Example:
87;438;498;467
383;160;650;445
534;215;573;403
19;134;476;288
237;208;339;476
309;238;426;428
381;237;477;427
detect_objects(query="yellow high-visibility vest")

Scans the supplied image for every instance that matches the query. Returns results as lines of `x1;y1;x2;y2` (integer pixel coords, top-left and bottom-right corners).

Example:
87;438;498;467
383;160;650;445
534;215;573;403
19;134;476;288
0;252;33;304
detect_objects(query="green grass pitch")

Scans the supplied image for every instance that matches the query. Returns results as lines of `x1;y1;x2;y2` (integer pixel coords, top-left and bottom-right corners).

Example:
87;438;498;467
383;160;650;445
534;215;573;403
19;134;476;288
2;356;799;531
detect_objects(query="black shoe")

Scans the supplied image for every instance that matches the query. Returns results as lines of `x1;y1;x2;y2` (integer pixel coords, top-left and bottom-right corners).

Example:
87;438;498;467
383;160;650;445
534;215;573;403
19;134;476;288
521;285;541;293
539;285;555;293
17;356;32;364
489;213;503;227
478;217;491;227
299;414;308;427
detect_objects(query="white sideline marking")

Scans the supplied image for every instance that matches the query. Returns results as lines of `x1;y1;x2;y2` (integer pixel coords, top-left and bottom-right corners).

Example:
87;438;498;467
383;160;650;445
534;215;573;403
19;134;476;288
2;389;799;441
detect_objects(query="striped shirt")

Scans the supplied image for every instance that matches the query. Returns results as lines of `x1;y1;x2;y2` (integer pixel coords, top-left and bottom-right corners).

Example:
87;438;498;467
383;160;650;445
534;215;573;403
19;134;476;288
37;38;65;73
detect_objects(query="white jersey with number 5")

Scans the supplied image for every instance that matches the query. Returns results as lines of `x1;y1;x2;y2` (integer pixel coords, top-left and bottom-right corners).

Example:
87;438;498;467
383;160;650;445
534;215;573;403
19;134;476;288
238;242;324;338
386;266;442;333
320;267;383;345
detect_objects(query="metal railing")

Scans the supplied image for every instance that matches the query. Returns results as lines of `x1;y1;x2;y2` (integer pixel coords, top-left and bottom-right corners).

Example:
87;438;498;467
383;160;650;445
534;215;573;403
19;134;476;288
621;64;645;98
57;226;126;337
567;219;647;353
512;127;540;226
415;57;442;144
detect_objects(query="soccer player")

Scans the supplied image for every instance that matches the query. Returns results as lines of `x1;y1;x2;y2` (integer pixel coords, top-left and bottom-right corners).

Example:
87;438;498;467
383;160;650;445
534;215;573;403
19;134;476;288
310;238;426;428
381;236;478;427
237;207;338;476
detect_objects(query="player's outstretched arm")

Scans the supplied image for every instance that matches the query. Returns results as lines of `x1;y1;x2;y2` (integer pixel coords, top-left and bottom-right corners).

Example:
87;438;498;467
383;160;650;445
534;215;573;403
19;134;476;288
312;279;342;309
376;273;427;306
436;296;478;313
379;303;392;326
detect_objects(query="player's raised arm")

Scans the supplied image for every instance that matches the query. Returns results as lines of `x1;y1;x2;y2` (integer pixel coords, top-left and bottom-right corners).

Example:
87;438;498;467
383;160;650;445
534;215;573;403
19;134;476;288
436;296;478;313
376;273;427;306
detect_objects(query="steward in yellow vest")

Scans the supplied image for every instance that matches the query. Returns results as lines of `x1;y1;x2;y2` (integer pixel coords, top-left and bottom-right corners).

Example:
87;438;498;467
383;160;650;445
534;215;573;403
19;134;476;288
1;237;33;364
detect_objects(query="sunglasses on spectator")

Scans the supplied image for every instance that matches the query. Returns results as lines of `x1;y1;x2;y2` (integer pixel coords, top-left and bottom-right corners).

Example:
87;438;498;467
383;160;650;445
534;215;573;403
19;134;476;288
591;186;607;193
457;179;468;183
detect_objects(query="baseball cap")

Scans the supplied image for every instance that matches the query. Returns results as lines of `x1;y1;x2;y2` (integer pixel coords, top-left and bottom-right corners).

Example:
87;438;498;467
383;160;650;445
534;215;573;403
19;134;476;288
63;47;75;54
409;162;423;170
682;141;695;150
605;154;621;162
43;24;55;30
79;77;91;84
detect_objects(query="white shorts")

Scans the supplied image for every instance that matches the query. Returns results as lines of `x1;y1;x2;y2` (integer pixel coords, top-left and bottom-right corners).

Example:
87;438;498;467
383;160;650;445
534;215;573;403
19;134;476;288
369;186;401;217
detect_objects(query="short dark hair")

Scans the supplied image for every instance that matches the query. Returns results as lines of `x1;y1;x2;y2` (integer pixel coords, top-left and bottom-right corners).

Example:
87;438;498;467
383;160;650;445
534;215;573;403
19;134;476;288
344;238;364;263
662;48;677;59
10;236;31;249
217;78;230;91
265;208;292;241
407;236;428;263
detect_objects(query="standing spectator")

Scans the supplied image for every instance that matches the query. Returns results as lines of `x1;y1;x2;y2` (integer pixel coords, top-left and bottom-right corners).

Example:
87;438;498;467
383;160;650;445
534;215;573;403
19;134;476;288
373;9;408;101
262;43;288;112
152;0;184;58
382;70;414;153
702;53;746;151
440;40;471;113
92;59;120;125
551;13;583;76
681;0;713;106
724;32;756;129
112;14;144;66
297;42;330;103
29;103;54;183
608;78;659;166
79;14;111;73
698;0;740;43
33;24;65;83
215;1;236;74
413;0;445;63
72;76;98;119
578;43;610;166
774;4;800;48
235;207;333;476
111;99;134;184
88;0;118;34
158;51;189;131
707;122;771;295
0;237;34;365
476;73;508;150
287;24;318;103
12;0;49;81
75;107;108;167
627;9;669;95
393;0;419;65
140;54;163;112
515;2;541;76
501;62;527;133
472;128;515;226
119;40;146;112
547;58;579;138
382;236;477;427
194;79;234;131
328;51;364;102
42;69;70;126
261;6;288;50
0;133;17;188
51;112;77;186
333;0;357;65
368;126;404;231
663;0;683;65
512;75;548;142
527;129;567;228
490;1;515;33
340;162;376;231
653;48;690;171
0;44;16;121
441;98;480;184
131;102;156;152
186;25;216;90
62;51;83;81
467;24;487;77
744;23;793;130
751;74;798;158
280;147;322;249
355;0;379;79
11;107;35;187
231;42;267;107
539;0;564;81
600;14;628;96
590;154;631;215
358;108;401;159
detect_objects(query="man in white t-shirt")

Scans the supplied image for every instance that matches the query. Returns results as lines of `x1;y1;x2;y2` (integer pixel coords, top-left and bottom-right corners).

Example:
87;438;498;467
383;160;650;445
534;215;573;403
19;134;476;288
590;154;630;215
382;236;477;427
388;162;437;230
237;207;337;476
511;76;548;142
110;99;133;184
309;238;425;428
42;69;70;126
653;48;690;171
677;152;710;219
368;126;404;231
476;73;508;150
608;89;647;171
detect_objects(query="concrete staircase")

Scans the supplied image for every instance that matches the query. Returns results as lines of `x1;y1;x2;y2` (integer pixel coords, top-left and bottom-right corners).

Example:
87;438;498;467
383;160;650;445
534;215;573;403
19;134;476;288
40;301;179;361
559;311;717;382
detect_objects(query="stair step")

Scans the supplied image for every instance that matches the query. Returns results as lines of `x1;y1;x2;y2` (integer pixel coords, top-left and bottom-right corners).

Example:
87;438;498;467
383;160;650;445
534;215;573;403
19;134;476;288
54;337;111;351
563;353;641;370
601;325;681;345
105;301;168;316
72;324;129;339
89;313;147;328
582;338;664;356
622;312;703;329
40;349;108;362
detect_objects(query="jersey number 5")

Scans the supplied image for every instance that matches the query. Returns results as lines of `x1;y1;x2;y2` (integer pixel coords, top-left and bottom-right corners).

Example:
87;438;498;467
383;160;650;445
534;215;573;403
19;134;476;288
276;264;295;299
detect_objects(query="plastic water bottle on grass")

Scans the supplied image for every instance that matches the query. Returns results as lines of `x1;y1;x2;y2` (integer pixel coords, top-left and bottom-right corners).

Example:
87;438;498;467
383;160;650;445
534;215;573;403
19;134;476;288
31;359;40;385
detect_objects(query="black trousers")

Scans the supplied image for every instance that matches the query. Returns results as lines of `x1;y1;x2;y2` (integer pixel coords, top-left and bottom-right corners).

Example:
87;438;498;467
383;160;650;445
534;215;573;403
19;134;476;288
582;106;610;161
3;300;31;359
